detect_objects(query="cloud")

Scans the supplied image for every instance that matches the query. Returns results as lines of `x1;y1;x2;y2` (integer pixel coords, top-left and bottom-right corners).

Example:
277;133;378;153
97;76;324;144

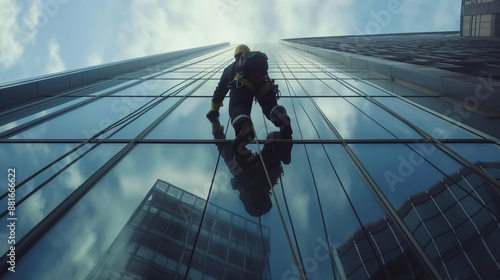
45;38;66;74
24;0;43;32
85;52;103;67
433;1;461;30
115;144;215;199
1;0;462;85
115;0;226;60
0;1;26;68
0;0;41;69
397;0;461;32
87;0;462;67
268;0;355;38
111;0;356;61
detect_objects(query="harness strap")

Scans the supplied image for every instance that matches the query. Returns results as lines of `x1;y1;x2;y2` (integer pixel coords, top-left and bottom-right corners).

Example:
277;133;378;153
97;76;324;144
232;71;272;101
255;81;271;100
240;78;255;92
235;76;271;100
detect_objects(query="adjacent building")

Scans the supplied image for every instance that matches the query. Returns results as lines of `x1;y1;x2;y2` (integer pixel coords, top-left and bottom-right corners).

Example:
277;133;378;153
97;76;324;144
84;180;270;280
461;0;500;37
337;162;500;280
283;31;500;138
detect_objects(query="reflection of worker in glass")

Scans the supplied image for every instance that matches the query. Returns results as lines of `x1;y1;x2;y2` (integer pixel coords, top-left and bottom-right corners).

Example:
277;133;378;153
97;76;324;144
209;118;292;217
206;44;292;167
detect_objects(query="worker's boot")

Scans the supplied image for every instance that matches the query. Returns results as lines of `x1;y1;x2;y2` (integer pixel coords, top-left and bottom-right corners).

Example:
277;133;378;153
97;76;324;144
232;120;257;167
267;131;292;165
271;106;292;139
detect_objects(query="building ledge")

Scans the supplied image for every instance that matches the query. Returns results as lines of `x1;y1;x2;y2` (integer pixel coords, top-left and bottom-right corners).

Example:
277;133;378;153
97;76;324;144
0;43;229;112
281;40;500;116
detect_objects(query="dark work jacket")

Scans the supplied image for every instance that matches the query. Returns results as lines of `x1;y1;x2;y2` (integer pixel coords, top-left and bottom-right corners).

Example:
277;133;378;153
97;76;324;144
212;55;278;124
212;60;238;104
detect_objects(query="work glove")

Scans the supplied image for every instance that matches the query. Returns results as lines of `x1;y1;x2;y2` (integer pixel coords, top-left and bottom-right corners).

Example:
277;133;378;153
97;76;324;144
270;106;292;138
206;101;223;120
212;121;224;138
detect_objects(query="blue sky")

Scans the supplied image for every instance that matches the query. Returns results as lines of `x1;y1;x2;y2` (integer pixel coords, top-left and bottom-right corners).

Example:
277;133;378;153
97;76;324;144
0;0;461;85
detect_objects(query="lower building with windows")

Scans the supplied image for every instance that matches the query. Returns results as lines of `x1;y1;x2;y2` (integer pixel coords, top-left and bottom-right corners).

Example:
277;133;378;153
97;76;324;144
461;0;500;37
0;39;500;280
336;162;500;279
84;180;270;279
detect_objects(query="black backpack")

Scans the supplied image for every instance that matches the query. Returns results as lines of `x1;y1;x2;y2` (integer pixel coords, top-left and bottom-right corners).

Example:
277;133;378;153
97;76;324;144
233;51;280;100
236;51;269;88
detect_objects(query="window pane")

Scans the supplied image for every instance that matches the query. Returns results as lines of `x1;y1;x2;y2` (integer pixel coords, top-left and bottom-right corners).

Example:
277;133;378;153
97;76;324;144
110;80;189;96
314;97;396;139
287;80;309;96
0;143;124;255
0;143;78;185
187;80;221;96
446;143;500;165
343;80;390;96
322;80;359;96
291;98;338;140
7;144;217;280
156;71;204;79
110;97;179;139
77;80;137;96
347;98;423;139
374;97;481;139
297;80;340;96
11;97;155;139
146;97;230;139
350;143;450;207
0;97;91;134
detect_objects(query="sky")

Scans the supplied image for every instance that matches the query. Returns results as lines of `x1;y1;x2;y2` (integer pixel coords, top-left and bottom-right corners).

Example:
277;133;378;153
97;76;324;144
0;0;461;85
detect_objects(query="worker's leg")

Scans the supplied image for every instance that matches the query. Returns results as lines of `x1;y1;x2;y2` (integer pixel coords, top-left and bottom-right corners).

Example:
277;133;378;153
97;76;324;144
257;88;292;139
229;88;254;135
229;88;257;166
262;131;292;165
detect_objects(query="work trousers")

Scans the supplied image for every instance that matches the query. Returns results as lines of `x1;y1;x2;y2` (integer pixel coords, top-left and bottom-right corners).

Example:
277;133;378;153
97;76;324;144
229;86;279;135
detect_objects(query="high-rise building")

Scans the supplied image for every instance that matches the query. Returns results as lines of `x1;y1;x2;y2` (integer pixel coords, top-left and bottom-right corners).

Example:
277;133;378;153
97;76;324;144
461;0;500;37
283;32;500;138
1;37;500;280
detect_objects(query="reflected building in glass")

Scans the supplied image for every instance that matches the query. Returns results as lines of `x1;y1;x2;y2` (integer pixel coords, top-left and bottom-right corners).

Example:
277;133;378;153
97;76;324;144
84;180;270;280
461;0;500;37
1;35;500;280
336;162;500;279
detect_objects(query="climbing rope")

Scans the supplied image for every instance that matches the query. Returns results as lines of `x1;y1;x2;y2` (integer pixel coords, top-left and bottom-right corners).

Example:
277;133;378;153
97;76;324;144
252;125;305;280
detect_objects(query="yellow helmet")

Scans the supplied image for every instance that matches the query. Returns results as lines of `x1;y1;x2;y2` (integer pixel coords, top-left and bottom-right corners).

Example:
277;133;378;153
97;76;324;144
234;44;250;56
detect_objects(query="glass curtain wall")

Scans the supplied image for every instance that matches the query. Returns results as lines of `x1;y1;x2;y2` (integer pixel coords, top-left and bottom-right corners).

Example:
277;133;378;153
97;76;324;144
1;44;500;280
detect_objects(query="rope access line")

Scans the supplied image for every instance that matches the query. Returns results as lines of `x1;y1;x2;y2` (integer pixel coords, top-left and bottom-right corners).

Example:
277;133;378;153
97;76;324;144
252;125;306;280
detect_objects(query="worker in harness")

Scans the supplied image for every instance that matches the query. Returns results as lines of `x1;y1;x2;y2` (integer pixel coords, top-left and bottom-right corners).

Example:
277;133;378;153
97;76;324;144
206;44;293;166
209;118;292;217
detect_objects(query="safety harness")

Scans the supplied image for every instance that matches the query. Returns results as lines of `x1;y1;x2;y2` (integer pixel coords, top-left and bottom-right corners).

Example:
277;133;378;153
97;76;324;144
231;73;273;100
228;51;280;101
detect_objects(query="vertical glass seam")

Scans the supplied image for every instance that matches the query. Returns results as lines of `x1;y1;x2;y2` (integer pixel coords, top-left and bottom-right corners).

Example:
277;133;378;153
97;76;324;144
411;203;454;279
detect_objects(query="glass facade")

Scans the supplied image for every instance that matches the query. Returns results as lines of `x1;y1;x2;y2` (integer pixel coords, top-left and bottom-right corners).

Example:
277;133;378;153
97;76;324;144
1;43;500;280
84;180;271;279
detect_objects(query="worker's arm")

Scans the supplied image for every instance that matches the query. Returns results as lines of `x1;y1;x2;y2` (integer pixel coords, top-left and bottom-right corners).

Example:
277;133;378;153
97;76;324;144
212;72;230;104
207;64;233;119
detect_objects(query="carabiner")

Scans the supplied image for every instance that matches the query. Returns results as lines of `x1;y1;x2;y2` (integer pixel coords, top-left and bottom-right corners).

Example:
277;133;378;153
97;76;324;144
234;72;244;88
